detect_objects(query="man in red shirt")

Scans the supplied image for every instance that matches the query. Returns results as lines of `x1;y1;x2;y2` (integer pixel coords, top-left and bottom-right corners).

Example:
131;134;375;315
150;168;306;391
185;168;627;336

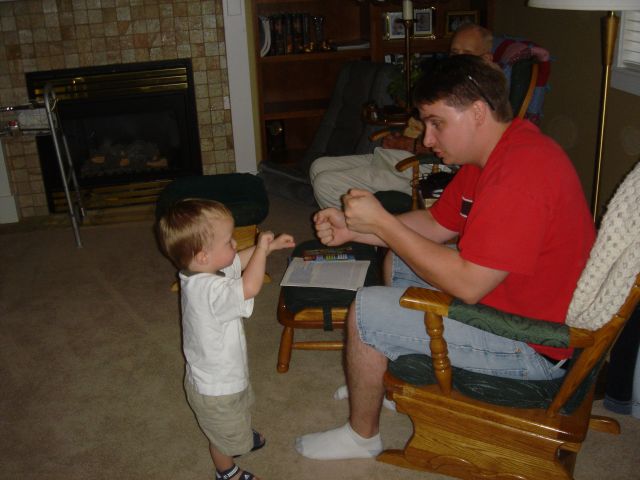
296;54;595;461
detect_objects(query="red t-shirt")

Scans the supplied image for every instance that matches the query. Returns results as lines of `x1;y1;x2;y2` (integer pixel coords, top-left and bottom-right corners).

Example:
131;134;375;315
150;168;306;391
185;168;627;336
430;118;595;359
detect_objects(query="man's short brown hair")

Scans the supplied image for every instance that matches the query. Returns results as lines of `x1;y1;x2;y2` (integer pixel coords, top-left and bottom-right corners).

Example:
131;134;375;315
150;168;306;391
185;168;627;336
156;198;232;270
413;54;512;122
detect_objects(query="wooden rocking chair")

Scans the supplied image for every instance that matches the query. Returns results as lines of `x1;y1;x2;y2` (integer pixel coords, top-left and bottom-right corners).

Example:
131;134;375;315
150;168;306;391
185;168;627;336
377;162;640;479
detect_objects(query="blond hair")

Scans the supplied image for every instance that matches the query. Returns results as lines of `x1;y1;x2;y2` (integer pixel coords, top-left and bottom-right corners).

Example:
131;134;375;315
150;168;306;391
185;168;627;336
156;198;232;270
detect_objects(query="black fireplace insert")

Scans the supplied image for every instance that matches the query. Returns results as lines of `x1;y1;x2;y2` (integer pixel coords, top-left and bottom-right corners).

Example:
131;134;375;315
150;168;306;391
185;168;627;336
26;59;202;213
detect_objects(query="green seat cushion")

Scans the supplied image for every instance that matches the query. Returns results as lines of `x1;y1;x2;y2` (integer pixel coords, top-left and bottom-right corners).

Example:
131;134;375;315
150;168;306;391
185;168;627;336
155;173;269;227
389;351;600;414
282;239;382;316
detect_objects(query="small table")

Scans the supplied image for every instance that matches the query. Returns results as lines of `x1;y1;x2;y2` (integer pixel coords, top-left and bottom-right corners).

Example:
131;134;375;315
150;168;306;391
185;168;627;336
276;239;381;373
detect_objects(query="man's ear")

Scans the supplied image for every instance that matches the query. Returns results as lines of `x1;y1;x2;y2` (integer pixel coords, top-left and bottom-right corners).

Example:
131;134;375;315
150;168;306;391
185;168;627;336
472;100;487;124
482;52;494;63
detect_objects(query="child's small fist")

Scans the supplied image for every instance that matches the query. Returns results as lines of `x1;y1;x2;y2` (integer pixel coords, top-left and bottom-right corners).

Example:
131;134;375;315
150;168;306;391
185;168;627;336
272;233;295;251
257;230;275;249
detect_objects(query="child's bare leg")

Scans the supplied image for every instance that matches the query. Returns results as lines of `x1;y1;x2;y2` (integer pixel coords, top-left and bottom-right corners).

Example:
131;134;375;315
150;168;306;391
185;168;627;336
210;444;234;472
210;444;261;480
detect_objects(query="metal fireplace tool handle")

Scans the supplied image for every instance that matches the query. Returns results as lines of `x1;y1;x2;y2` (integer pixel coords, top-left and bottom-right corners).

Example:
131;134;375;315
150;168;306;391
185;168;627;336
43;83;85;248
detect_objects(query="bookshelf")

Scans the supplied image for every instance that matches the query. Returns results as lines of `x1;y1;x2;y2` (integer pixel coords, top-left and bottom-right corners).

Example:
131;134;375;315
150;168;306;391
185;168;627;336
251;0;494;166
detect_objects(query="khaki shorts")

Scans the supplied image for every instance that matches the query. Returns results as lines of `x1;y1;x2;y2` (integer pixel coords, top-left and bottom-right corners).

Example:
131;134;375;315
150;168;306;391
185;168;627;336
184;378;255;456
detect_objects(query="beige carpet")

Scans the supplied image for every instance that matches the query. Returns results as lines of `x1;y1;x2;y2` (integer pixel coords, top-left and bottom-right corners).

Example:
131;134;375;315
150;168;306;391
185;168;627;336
1;195;638;480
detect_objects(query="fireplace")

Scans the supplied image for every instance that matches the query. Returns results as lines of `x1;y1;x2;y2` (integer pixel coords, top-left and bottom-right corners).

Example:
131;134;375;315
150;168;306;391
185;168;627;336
25;59;202;213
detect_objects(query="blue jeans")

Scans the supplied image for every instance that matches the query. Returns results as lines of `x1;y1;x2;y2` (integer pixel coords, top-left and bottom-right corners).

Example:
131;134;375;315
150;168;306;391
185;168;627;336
354;254;566;381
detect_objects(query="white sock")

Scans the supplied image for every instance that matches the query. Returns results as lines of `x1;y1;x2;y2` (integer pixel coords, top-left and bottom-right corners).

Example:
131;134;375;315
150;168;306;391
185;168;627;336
333;384;397;412
295;423;382;460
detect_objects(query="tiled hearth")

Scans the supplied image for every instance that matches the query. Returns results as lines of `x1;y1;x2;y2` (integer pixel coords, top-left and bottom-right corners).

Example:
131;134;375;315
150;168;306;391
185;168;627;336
0;0;234;218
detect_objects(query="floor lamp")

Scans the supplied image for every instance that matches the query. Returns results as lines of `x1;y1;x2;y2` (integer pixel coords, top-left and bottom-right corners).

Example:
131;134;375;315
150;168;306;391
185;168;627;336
528;0;638;221
402;0;414;111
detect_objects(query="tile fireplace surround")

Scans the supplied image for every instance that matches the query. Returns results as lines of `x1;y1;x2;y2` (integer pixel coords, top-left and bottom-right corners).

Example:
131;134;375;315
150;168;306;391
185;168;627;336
0;0;234;218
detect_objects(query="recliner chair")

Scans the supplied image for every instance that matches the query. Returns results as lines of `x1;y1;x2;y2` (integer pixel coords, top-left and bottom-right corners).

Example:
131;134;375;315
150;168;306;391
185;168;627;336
258;61;396;204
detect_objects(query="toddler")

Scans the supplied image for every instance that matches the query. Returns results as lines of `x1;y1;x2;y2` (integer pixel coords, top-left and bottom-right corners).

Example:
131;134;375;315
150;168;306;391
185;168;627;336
157;198;295;480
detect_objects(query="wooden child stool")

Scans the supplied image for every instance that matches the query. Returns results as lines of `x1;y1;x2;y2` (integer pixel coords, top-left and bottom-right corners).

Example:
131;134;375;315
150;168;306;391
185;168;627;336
276;240;381;373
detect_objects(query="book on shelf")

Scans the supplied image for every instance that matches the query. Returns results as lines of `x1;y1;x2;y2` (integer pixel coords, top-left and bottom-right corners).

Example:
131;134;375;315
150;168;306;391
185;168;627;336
258;16;271;57
291;13;305;53
264;12;317;56
270;14;286;56
284;13;294;54
301;13;311;51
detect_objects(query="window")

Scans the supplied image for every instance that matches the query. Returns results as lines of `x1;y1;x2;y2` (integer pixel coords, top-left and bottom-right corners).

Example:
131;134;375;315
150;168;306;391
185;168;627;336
612;11;640;96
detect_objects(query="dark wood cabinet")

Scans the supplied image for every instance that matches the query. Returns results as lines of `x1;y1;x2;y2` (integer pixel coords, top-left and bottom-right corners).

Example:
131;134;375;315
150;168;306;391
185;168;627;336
251;0;494;165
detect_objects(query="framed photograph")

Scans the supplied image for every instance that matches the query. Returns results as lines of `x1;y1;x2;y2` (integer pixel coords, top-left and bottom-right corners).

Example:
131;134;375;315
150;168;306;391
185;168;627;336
445;10;479;36
383;11;405;40
414;7;435;38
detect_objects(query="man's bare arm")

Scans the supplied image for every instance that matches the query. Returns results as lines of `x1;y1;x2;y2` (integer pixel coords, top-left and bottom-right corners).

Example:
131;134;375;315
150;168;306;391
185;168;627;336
377;216;506;303
343;189;505;303
315;202;456;248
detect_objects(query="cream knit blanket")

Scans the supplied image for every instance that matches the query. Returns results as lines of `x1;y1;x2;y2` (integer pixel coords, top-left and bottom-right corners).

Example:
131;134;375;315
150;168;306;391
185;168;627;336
566;161;640;330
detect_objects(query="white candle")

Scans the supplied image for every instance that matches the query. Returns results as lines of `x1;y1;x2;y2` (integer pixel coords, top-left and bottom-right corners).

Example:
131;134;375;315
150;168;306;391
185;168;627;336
402;0;413;20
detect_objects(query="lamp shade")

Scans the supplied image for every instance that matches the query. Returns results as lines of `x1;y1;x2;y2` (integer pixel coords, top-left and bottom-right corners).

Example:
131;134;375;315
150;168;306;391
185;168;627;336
528;0;640;10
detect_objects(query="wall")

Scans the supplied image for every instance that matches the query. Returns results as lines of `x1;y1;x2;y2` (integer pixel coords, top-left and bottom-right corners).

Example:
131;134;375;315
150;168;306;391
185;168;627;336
0;0;235;218
222;0;258;174
494;1;640;218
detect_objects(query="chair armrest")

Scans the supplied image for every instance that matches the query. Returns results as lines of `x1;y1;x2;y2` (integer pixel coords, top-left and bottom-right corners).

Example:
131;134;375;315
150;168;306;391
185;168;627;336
368;124;410;143
399;287;453;313
369;128;392;142
400;288;454;394
400;287;595;349
395;156;419;173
